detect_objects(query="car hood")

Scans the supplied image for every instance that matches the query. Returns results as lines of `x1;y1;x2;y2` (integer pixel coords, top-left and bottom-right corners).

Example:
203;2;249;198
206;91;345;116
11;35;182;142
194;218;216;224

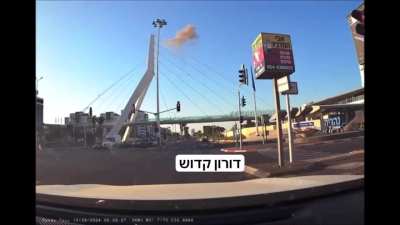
37;175;363;201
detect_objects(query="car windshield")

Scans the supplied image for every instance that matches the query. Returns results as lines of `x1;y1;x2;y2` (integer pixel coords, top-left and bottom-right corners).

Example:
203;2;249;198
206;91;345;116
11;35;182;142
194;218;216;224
36;0;364;215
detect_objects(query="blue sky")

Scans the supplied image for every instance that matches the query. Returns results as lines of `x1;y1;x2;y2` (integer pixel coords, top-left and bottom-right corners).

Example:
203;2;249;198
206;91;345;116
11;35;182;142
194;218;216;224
37;0;363;124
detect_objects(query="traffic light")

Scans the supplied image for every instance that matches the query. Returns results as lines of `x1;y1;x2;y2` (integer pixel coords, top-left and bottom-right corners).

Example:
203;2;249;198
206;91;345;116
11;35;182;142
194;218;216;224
241;96;246;107
89;107;92;118
176;101;181;112
238;64;248;85
351;9;364;36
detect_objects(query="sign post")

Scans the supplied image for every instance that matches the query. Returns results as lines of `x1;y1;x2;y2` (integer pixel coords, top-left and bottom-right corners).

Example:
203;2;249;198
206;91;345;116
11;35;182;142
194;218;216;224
280;78;298;164
252;32;295;167
273;77;284;167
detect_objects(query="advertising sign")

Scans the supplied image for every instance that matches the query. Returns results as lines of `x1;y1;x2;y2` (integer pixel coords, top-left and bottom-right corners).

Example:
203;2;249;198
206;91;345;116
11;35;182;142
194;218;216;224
323;115;346;133
252;33;295;79
292;121;320;131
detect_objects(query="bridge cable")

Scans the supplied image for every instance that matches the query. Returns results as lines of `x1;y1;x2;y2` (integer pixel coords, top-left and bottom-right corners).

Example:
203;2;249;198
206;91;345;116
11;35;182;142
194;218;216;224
81;63;142;112
96;71;140;114
113;74;144;114
159;63;227;115
158;58;236;111
161;50;270;110
162;47;271;108
160;72;210;117
159;52;263;115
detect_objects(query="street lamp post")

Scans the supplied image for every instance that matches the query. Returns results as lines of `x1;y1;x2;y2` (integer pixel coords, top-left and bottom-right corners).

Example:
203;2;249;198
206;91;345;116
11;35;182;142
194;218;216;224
152;18;167;147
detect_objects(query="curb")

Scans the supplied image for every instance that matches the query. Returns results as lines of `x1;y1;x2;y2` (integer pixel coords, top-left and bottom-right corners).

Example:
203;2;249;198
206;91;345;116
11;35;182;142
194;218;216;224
295;131;364;144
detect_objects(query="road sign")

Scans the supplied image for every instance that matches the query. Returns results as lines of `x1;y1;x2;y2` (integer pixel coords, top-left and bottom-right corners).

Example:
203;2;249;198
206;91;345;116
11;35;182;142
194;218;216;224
281;82;298;95
292;121;319;130
277;76;290;93
252;33;295;79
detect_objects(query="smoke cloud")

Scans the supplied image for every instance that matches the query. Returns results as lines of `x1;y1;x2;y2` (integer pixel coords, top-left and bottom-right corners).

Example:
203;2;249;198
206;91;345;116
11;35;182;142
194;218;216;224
166;24;198;48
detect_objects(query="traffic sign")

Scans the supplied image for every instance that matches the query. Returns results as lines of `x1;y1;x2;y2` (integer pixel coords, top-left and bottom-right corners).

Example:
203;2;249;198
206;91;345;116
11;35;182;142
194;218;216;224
281;82;298;95
277;76;290;93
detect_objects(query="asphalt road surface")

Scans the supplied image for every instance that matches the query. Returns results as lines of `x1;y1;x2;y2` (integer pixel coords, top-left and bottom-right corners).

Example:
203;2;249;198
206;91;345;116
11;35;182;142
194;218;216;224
36;137;364;186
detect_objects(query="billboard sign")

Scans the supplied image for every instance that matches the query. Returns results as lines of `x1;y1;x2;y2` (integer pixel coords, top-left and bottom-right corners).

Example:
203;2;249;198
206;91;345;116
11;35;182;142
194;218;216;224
252;33;295;79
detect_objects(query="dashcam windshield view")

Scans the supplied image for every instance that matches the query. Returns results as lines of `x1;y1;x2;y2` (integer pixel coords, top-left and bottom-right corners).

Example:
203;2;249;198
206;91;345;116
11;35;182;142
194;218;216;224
36;1;365;225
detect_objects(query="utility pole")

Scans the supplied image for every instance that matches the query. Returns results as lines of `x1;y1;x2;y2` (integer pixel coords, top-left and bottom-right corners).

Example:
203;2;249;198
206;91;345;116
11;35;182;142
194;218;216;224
153;18;167;147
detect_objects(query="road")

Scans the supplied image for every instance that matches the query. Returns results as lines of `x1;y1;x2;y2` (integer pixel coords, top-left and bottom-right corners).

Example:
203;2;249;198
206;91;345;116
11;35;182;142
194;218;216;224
36;136;364;186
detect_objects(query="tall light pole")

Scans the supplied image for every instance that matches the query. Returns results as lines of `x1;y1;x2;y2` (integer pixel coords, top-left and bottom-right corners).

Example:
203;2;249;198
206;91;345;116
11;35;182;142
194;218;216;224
153;18;167;147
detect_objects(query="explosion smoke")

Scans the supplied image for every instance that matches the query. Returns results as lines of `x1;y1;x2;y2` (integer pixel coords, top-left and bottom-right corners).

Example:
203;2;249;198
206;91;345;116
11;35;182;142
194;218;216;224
166;24;198;48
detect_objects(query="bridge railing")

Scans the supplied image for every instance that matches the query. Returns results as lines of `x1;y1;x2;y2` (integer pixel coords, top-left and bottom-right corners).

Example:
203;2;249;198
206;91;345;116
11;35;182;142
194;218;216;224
145;110;273;123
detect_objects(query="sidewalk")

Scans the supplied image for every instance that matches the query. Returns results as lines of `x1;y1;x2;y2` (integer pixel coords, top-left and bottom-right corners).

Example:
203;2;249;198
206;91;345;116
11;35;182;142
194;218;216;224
220;130;364;147
245;150;364;178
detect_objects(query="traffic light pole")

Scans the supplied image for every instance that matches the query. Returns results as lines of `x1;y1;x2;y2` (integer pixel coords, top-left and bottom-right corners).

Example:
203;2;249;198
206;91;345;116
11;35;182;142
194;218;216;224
238;88;243;150
250;68;259;136
285;94;294;163
273;77;284;167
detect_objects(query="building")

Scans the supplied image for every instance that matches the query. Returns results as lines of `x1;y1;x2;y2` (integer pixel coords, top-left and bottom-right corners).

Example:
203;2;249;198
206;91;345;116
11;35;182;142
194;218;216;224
203;125;225;140
309;88;364;133
225;87;364;138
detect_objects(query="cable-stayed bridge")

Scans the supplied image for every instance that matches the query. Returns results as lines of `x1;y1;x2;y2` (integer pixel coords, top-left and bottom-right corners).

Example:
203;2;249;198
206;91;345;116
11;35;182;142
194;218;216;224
80;34;272;144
